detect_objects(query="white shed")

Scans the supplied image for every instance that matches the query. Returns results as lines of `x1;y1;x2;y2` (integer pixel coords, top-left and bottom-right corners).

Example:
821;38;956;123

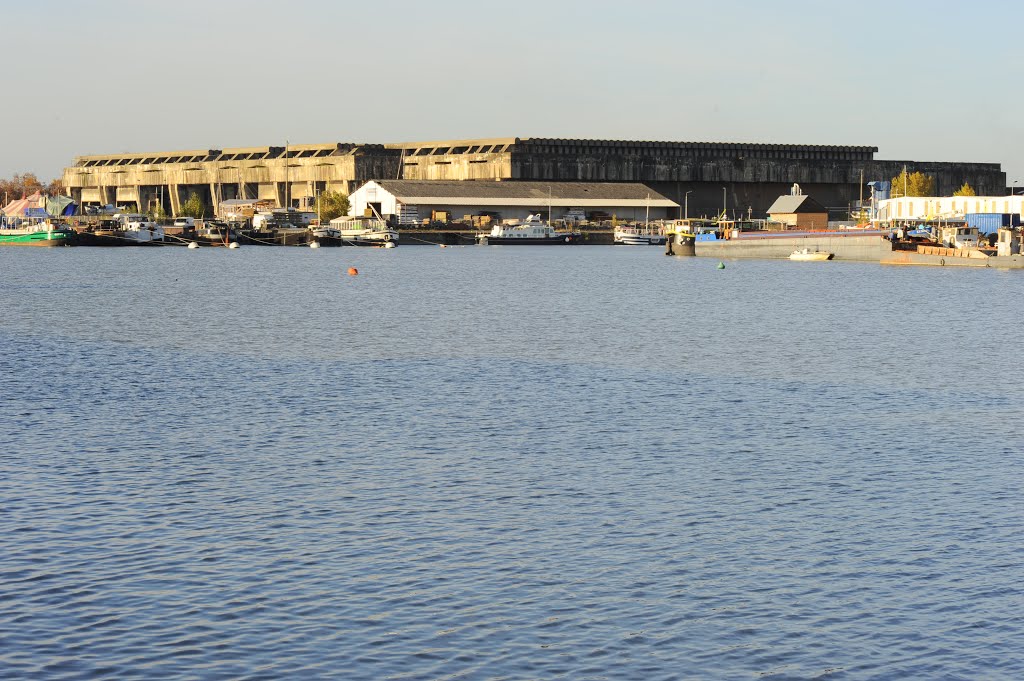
348;180;679;225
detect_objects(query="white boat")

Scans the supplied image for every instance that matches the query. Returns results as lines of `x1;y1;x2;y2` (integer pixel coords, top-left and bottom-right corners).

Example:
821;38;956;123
320;216;398;247
789;248;833;261
114;213;164;242
476;214;580;245
613;224;667;245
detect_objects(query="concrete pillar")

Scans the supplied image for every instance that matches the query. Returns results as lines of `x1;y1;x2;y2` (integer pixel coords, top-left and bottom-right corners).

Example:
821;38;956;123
169;184;182;216
210;183;220;216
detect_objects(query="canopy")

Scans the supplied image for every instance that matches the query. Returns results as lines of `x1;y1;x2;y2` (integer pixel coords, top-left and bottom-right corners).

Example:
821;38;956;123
1;191;77;217
46;195;77;216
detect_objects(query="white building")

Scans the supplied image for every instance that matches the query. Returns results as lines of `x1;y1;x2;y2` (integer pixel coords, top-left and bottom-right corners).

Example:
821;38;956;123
348;180;679;225
877;195;1024;222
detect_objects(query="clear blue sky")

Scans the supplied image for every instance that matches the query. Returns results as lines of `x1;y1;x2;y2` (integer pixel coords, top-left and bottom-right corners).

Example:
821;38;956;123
7;0;1024;187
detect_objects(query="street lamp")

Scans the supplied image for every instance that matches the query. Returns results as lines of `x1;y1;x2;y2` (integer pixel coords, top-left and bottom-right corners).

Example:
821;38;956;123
684;190;692;220
1012;180;1022;230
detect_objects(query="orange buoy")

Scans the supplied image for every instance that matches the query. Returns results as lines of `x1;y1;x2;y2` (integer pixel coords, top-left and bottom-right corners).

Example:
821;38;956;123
347;267;358;276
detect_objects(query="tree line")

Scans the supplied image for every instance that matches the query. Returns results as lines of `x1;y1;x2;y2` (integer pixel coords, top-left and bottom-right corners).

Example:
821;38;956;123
0;173;64;203
890;169;976;197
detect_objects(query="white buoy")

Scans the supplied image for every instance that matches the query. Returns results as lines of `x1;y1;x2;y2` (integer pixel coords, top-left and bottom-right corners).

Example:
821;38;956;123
228;242;240;249
310;241;321;249
187;241;199;249
384;241;396;248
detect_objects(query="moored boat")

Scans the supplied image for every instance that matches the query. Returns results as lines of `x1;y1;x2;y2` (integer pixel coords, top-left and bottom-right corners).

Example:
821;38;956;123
192;220;237;246
319;216;399;246
0;217;75;246
614;224;667;245
113;213;165;243
789;248;834;261
477;214;580;245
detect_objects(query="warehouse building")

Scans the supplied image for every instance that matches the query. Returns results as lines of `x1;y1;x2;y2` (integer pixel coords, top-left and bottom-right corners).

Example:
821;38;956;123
347;180;678;225
60;137;1007;220
765;191;829;230
878;195;1024;223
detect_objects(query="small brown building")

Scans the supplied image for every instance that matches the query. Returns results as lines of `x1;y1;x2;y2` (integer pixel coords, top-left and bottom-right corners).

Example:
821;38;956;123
766;194;829;230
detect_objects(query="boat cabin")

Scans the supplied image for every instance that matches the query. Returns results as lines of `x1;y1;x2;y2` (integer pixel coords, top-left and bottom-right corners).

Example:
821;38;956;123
997;228;1022;257
940;225;980;249
113;213;155;228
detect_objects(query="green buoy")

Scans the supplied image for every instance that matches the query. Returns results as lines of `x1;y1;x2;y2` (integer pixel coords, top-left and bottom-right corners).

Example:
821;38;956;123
716;261;725;269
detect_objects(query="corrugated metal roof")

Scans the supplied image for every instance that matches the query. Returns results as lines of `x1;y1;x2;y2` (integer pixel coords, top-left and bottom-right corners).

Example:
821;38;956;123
766;195;827;214
370;180;677;206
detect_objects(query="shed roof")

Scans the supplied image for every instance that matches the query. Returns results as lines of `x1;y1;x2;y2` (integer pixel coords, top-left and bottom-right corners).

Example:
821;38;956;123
766;195;827;214
363;180;678;207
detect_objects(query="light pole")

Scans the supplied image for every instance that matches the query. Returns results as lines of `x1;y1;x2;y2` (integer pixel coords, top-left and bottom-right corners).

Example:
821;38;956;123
1012;180;1021;230
722;187;727;218
684;190;692;220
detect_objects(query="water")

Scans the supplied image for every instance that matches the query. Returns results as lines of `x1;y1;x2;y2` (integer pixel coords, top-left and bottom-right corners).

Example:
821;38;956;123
2;245;1023;680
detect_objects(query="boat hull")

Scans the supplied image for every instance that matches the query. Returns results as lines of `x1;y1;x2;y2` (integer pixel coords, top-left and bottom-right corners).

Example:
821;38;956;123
75;230;133;246
695;232;891;261
0;230;75;246
615;236;667;246
315;228;399;247
665;234;696;256
882;246;1024;268
614;228;667;246
343;236;399;247
479;234;580;245
789;251;834;261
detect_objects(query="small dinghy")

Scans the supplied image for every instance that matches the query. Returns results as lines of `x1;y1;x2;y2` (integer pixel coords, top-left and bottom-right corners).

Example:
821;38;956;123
789;248;833;261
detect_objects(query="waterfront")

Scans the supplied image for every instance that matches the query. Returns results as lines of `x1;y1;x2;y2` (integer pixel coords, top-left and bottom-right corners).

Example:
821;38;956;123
2;246;1023;679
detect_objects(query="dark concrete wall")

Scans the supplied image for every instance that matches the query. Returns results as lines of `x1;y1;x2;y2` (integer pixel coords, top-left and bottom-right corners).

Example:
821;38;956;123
505;146;1004;219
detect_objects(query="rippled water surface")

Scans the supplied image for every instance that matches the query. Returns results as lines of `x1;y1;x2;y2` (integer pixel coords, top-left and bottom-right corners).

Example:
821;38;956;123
2;245;1023;680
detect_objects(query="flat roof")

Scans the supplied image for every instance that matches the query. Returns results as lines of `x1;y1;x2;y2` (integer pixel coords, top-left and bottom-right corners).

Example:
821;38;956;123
363;180;678;207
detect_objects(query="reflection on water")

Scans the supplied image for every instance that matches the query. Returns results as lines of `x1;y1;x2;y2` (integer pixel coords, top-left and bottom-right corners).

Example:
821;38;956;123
2;246;1023;679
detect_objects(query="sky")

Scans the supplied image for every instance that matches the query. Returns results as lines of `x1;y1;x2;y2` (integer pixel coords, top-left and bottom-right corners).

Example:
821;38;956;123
6;0;1024;186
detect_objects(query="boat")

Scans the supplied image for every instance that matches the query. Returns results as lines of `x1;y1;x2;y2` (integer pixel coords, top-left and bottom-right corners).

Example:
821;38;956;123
615;191;667;244
692;222;892;261
194;220;237;245
113;213;165;243
614;223;667;245
789;248;834;261
319;216;399;247
477;214;580;245
0;217;76;246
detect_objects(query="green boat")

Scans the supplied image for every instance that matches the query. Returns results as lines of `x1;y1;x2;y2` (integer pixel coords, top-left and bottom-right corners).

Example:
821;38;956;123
0;219;76;246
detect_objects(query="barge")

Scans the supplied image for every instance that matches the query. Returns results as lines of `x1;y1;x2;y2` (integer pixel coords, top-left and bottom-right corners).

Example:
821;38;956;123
0;218;75;246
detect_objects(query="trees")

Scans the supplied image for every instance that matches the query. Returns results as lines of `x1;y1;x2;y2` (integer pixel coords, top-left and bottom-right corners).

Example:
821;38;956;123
316;190;349;223
890;169;936;197
0;173;47;202
179;192;205;218
953;182;976;197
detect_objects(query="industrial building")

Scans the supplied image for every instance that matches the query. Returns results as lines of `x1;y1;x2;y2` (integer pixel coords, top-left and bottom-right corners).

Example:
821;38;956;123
348;180;678;225
60;137;1007;220
765;193;830;230
878;195;1024;223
